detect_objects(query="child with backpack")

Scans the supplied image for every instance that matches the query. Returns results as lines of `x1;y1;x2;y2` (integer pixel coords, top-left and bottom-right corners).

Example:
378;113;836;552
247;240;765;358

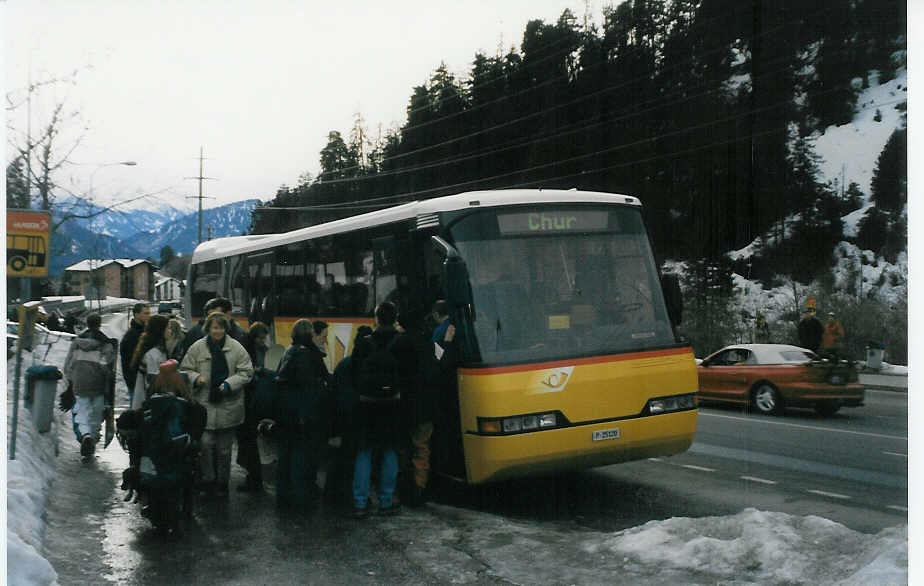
349;302;414;518
117;360;207;537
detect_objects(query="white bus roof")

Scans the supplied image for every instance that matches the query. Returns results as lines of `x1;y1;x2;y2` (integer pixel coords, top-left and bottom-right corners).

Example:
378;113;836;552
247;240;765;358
191;189;640;264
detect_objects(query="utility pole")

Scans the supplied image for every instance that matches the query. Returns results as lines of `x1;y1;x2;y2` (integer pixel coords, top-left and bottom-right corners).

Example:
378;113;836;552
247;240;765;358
185;146;216;244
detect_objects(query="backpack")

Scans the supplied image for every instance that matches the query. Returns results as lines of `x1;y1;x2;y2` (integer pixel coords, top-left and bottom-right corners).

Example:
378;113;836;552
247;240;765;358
138;395;205;489
357;334;402;401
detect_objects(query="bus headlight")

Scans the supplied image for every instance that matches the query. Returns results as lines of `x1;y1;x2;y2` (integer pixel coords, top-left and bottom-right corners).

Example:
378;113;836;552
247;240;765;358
647;393;696;415
478;412;561;435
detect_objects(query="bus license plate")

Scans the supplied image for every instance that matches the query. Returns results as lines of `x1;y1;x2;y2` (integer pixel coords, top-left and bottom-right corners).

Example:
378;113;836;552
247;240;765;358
592;428;621;441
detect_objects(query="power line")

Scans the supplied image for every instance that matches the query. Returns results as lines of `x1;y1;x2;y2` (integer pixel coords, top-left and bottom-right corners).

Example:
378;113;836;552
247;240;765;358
258;95;904;214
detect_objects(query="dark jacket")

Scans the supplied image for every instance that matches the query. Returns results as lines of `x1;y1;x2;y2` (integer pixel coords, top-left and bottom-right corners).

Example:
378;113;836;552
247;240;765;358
274;342;330;427
350;326;414;447
120;319;145;389
400;327;443;427
798;315;823;352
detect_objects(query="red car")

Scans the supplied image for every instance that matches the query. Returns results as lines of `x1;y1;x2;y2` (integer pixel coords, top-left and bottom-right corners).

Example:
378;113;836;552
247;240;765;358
697;344;864;416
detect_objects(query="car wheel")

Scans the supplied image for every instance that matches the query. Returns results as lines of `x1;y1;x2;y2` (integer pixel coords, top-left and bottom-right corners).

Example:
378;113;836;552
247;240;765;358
751;383;783;415
814;402;840;416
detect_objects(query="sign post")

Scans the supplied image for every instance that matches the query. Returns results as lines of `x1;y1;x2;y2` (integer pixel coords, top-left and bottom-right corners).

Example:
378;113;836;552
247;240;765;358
10;301;42;460
6;209;51;280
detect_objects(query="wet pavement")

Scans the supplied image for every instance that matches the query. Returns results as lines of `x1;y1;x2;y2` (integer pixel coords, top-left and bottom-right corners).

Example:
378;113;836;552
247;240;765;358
43;417;514;585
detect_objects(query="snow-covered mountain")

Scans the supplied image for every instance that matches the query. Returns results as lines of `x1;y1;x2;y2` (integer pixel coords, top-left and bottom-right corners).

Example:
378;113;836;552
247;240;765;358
48;198;259;273
55;195;194;242
124;199;260;257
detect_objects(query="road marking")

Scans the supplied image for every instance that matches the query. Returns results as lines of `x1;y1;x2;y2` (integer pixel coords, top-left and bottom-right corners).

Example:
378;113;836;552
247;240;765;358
806;489;851;500
882;451;907;458
647;458;662;462
698;412;908;441
887;505;908;512
681;464;716;472
740;475;777;485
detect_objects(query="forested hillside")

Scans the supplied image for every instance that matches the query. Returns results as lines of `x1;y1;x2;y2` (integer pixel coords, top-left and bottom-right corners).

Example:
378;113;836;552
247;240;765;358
254;0;905;283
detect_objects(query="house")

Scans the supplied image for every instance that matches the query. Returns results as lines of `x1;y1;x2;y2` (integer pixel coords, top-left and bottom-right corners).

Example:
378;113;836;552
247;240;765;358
154;275;183;302
64;259;157;301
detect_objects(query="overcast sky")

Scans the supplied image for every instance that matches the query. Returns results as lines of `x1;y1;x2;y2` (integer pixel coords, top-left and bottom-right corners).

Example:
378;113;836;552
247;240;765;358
5;0;595;210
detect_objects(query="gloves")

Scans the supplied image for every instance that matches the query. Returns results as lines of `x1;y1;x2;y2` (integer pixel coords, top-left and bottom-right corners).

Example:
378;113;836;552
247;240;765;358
58;384;75;412
208;381;233;404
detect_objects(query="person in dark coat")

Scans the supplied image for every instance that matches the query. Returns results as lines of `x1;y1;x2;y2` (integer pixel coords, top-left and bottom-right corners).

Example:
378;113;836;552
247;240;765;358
396;307;447;506
181;297;247;356
350;302;414;517
797;308;823;352
120;303;150;405
324;325;373;508
236;321;269;492
268;319;330;510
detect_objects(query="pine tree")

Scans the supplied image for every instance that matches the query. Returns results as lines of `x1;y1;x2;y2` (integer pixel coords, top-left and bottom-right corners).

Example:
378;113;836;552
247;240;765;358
869;128;907;213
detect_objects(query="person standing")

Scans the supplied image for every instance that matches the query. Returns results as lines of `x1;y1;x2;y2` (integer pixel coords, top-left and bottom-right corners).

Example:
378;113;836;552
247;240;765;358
268;320;330;510
324;325;373;508
350;302;411;517
754;314;771;344
182;297;247;354
130;314;170;410
797;307;823;353
180;313;254;498
236;321;270;492
164;318;186;362
121;303;150;405
822;312;846;360
64;313;117;459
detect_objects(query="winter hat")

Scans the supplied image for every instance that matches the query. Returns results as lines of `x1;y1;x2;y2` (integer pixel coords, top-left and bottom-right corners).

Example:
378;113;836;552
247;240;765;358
152;359;187;396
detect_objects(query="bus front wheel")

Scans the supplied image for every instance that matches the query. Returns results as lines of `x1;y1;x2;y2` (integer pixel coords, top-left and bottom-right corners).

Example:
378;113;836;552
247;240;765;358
9;257;26;272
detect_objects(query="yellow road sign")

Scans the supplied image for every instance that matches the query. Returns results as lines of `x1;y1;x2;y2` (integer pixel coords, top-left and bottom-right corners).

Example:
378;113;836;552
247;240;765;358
6;209;51;277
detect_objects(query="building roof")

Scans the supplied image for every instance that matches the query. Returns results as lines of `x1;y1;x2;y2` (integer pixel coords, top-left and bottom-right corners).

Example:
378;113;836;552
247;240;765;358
65;258;157;272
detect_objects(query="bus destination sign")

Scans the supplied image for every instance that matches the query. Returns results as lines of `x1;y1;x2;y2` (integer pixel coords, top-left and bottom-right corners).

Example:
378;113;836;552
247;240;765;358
497;210;609;235
7;209;51;277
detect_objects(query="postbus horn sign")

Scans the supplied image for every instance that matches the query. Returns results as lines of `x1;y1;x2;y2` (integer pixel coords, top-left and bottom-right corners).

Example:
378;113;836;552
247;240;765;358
7;209;51;277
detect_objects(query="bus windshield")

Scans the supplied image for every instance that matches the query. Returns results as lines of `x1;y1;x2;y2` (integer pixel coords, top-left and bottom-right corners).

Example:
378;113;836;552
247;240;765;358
448;206;676;365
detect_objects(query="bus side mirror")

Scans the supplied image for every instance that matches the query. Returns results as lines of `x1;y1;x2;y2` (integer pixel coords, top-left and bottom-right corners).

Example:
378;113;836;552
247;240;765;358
661;273;683;326
431;236;473;309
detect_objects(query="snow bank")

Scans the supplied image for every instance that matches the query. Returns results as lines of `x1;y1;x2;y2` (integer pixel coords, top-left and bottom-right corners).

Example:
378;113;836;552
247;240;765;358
6;335;70;586
594;508;907;585
393;505;906;585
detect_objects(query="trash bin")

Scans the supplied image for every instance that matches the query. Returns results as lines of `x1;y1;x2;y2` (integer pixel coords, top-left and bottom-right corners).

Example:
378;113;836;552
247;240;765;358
866;340;885;371
26;365;62;433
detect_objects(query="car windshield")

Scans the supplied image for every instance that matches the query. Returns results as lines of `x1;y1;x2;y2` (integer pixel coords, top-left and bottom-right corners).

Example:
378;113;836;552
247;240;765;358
448;205;676;365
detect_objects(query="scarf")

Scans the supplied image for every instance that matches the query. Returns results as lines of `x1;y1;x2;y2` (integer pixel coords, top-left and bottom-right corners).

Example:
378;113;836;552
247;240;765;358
206;335;229;390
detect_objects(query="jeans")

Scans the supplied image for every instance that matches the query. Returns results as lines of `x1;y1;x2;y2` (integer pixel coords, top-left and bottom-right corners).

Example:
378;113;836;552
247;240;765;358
72;395;105;443
352;447;397;509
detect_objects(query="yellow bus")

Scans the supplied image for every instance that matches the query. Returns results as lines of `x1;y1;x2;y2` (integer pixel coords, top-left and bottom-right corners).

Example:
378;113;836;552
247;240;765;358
185;190;698;484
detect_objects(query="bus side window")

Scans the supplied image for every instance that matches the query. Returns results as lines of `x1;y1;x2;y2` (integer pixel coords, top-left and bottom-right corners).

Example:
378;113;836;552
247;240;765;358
190;259;221;317
372;235;398;308
229;255;246;315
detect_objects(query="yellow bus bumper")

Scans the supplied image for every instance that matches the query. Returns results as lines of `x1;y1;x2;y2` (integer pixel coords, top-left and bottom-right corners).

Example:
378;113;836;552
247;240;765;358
463;409;698;484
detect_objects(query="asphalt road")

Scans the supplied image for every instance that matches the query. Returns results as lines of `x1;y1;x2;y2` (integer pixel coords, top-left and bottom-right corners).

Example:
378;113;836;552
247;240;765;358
44;315;906;583
577;389;908;534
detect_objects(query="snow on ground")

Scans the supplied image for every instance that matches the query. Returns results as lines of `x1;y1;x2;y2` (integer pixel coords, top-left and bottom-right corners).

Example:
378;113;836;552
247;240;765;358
6;331;72;586
390;504;907;585
814;67;907;198
84;296;142;311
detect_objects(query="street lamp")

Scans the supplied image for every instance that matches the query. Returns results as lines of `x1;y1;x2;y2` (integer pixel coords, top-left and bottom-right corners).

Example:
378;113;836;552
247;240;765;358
87;161;138;310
